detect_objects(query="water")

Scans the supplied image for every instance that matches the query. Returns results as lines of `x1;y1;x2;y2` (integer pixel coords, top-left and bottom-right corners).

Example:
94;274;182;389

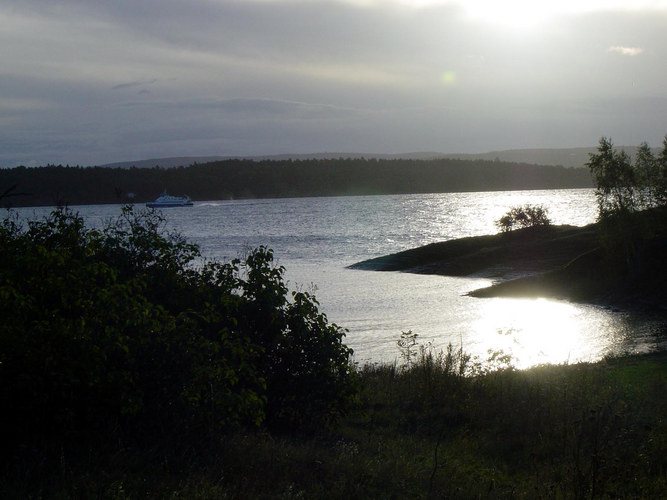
14;189;666;368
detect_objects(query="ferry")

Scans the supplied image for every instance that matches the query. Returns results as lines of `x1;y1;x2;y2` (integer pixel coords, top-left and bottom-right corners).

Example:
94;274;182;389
146;191;194;208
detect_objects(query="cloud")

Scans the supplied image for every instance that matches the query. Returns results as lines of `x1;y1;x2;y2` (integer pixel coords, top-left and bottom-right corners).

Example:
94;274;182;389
1;1;667;167
608;46;644;56
112;79;158;91
116;97;364;123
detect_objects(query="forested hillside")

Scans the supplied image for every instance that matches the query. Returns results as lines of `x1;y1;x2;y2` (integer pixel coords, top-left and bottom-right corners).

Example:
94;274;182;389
1;157;593;207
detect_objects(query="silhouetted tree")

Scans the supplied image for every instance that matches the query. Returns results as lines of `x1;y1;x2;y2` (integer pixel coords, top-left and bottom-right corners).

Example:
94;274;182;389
495;204;551;232
587;137;637;218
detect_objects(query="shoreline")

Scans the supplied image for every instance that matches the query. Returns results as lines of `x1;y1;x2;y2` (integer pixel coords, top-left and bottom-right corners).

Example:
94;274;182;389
349;223;599;282
349;222;667;317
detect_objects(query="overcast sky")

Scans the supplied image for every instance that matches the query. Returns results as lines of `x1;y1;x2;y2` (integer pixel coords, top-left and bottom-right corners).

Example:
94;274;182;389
2;0;666;167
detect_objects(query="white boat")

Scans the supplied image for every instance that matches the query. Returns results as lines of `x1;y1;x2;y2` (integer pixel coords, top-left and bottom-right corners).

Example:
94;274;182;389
146;191;194;208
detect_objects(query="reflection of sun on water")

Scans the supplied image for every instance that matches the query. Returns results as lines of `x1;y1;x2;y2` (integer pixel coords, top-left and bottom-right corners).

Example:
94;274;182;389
472;297;592;369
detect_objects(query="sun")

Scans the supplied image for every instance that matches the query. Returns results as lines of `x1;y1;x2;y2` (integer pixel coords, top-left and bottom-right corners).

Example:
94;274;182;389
394;0;561;31
395;0;667;31
462;1;554;30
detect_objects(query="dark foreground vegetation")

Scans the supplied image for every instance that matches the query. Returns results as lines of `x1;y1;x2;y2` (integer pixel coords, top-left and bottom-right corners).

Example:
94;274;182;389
1;205;665;498
0;157;592;207
3;342;666;498
0;207;357;494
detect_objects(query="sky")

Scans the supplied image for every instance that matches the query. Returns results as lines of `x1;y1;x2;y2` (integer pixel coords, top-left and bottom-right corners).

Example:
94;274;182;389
2;0;667;167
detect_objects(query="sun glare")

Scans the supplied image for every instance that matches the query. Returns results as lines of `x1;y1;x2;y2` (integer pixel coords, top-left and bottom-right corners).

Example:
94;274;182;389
462;0;553;30
396;0;667;30
471;297;593;369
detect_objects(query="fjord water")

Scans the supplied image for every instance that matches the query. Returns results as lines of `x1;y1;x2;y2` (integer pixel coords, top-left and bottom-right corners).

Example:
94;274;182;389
19;189;665;367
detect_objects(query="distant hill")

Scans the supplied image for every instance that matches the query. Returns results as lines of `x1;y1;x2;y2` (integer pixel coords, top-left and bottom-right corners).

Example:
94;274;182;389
98;146;659;170
446;146;661;169
99;156;233;169
447;148;596;168
98;152;446;169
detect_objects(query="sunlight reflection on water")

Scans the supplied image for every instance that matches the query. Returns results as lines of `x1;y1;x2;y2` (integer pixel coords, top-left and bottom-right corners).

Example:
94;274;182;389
471;298;607;369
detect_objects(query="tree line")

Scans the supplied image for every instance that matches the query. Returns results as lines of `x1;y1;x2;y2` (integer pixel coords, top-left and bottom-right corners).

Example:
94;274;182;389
1;157;593;207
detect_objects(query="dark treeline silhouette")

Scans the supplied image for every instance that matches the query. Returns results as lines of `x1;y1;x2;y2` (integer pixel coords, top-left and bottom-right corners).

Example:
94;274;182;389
1;158;593;207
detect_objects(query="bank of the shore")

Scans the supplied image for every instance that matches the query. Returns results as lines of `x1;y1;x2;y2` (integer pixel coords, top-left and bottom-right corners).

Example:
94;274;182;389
350;219;667;314
349;223;599;279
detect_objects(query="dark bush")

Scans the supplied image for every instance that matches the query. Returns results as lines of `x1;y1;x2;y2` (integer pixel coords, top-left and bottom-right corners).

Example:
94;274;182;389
0;207;356;456
495;204;551;232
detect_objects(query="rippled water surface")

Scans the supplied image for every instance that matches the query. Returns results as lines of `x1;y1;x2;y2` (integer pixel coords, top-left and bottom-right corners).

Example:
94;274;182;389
17;189;666;367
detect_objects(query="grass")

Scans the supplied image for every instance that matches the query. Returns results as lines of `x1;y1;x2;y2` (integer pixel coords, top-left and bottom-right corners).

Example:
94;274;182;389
3;345;665;499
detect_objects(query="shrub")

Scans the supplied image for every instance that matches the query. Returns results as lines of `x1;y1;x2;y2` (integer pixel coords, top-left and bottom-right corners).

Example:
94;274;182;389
0;207;356;456
495;204;551;232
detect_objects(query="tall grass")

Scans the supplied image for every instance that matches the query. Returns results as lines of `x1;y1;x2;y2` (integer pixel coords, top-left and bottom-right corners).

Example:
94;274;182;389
3;346;665;499
353;344;667;498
